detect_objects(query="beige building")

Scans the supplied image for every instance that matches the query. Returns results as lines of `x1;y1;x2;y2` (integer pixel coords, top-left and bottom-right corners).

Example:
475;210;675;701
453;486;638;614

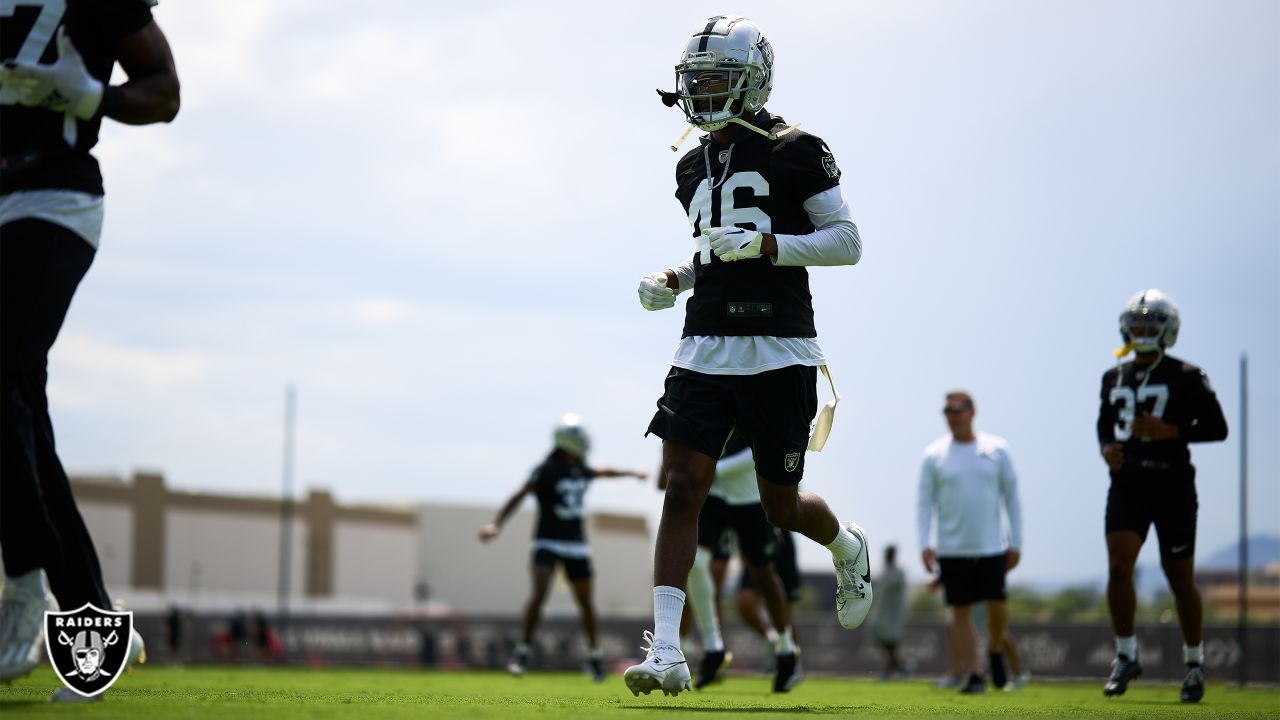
6;472;653;618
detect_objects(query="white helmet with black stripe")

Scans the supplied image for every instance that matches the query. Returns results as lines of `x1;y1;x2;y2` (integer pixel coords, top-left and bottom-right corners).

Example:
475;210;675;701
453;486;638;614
666;15;774;132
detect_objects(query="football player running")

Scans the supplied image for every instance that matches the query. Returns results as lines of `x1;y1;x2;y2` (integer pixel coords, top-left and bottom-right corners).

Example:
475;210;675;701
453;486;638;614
626;15;869;698
0;0;178;701
479;415;647;682
1097;290;1227;703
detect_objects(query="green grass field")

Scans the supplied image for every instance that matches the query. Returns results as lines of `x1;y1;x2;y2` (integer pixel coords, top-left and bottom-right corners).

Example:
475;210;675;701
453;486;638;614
2;666;1276;719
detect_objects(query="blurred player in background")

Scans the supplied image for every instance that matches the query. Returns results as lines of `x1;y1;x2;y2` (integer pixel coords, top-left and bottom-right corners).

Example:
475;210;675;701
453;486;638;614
918;391;1023;694
868;545;908;680
1097;290;1227;703
674;430;799;692
479;415;647;682
0;0;179;701
628;14;869;698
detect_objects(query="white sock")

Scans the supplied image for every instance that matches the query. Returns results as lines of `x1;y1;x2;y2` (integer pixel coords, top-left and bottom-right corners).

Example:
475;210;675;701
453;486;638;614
1183;644;1204;666
686;548;724;652
1115;636;1137;660
4;569;44;596
765;627;779;644
653;586;687;647
774;626;795;655
825;526;861;562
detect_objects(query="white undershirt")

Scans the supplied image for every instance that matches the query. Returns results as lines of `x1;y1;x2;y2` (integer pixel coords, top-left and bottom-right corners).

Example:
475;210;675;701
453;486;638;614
669;186;860;376
0;190;103;249
916;431;1024;557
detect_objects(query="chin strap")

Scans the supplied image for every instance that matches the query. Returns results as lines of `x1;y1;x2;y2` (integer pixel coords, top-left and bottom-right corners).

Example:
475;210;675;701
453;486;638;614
1113;341;1136;358
668;117;800;152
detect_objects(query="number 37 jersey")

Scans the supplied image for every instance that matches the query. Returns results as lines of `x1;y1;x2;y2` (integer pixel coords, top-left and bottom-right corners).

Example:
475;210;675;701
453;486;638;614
530;455;596;543
1096;354;1228;470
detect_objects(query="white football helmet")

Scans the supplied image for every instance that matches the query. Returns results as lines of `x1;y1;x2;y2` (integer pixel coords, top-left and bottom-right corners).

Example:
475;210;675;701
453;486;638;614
670;15;774;132
553;414;590;459
1119;288;1180;354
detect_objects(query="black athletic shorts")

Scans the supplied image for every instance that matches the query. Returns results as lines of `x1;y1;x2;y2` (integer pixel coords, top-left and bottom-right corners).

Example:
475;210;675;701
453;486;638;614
698;496;777;566
938;554;1007;606
1105;465;1198;559
646;365;817;485
532;548;592;581
740;528;801;602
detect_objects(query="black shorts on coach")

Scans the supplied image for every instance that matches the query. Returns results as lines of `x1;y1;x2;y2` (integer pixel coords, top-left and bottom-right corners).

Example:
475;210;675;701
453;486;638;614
1105;466;1198;559
646;364;818;485
938;554;1007;606
532;548;592;581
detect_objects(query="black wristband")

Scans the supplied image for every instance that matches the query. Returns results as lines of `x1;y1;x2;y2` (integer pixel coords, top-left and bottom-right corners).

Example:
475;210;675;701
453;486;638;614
98;85;124;119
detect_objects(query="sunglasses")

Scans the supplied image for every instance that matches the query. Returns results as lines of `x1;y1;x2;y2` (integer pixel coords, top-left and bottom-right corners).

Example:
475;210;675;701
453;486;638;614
942;405;970;415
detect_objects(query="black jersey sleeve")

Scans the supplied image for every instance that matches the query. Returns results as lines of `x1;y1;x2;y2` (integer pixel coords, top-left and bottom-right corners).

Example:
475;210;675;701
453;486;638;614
770;131;841;205
79;0;155;42
1177;364;1229;443
1097;369;1118;444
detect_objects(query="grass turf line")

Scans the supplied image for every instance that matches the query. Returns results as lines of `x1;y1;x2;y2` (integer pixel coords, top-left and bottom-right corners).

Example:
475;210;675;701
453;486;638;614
2;666;1277;719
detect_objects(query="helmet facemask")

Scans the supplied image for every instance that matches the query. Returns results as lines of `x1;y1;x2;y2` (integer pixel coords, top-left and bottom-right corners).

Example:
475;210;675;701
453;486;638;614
1115;289;1180;357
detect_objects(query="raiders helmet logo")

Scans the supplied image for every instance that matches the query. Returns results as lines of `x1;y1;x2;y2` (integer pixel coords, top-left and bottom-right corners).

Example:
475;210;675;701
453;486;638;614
784;452;802;473
45;604;134;698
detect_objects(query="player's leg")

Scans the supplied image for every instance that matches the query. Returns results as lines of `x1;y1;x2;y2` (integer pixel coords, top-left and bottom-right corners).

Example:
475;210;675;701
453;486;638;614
630;368;732;696
567;557;604;682
1003;630;1030;689
937;558;984;692
951;603;984;692
744;366;872;630
1154;473;1204;702
511;552;555;675
689;498;730;673
0;219;101;682
1103;528;1145;695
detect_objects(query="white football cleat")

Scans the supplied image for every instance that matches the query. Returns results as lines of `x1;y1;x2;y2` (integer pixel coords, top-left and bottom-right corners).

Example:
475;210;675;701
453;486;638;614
0;570;53;683
833;521;873;629
623;631;690;697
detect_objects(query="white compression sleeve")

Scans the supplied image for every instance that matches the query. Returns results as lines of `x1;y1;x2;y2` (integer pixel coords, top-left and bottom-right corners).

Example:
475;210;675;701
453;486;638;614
686;546;723;652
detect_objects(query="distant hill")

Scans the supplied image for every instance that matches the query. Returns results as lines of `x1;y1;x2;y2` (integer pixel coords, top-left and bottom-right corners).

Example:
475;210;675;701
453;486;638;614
1200;534;1280;570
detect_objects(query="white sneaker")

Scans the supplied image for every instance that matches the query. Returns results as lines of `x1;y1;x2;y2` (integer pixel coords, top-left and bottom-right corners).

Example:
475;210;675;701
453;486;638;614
623;631;690;697
833;521;873;629
0;571;53;683
1006;671;1031;691
127;628;147;669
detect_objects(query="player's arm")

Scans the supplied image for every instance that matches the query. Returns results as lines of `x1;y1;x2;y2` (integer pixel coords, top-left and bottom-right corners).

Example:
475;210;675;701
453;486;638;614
916;457;937;573
1179;369;1229;443
478;479;535;542
106;19;180;125
589;467;648;481
705;187;862;266
1097;372;1124;470
638;255;696;311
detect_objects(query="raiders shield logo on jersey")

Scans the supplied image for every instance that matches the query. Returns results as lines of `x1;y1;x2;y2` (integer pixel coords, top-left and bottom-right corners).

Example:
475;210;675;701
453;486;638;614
45;604;134;698
784;452;802;472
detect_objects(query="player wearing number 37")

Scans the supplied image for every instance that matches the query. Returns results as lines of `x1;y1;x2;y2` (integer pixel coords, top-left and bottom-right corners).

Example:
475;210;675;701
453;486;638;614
1096;289;1227;704
628;15;869;698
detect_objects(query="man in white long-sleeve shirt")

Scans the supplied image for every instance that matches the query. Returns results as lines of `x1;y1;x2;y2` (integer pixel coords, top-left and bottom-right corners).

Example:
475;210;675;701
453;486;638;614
918;391;1023;694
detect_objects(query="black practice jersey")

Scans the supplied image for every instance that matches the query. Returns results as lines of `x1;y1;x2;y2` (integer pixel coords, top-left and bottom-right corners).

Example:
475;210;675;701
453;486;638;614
529;453;596;542
1096;354;1228;470
675;110;841;338
1;0;154;195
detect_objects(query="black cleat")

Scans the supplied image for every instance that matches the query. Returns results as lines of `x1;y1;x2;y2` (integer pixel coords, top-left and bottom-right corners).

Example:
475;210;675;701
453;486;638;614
958;673;986;694
773;652;803;693
989;651;1007;689
1180;663;1205;703
1103;655;1142;696
695;649;731;690
588;657;605;683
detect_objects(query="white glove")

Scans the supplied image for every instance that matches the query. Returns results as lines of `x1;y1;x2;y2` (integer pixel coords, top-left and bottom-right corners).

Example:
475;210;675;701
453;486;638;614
638;272;677;311
2;28;104;120
706;226;764;262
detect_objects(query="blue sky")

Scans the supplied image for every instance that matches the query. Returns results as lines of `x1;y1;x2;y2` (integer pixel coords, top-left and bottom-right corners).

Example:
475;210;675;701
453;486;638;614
51;0;1278;586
